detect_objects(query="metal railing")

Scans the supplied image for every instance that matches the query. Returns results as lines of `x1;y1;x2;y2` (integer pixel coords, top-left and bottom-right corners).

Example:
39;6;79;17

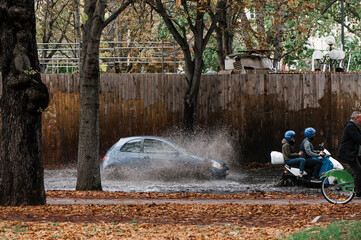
37;41;185;74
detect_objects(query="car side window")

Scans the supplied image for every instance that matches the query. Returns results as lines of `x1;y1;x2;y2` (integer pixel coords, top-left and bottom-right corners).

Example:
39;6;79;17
120;139;141;153
144;139;177;154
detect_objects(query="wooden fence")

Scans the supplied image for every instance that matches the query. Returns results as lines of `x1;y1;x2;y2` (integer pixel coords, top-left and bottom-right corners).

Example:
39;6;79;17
1;73;361;166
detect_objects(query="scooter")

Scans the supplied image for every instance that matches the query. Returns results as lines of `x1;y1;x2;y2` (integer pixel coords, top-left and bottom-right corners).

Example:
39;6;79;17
270;145;344;187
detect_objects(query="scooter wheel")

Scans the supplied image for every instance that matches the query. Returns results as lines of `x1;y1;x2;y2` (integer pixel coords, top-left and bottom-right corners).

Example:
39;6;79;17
280;175;296;187
321;176;355;204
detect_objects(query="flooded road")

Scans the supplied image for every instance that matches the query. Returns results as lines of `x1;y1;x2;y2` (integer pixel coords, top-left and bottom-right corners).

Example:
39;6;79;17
44;167;321;195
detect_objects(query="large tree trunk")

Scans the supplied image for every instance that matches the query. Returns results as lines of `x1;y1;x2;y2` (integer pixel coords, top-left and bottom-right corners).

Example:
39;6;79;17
76;0;134;191
0;0;49;206
76;0;105;191
183;56;203;132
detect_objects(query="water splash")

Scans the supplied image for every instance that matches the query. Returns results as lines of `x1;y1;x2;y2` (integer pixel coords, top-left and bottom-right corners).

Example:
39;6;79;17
102;127;237;181
168;127;236;166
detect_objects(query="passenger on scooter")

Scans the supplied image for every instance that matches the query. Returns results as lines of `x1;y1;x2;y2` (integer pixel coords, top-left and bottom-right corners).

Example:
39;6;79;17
282;130;306;178
299;127;324;180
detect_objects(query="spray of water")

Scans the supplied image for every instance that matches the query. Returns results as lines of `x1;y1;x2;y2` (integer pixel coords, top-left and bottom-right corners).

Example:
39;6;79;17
168;127;236;166
102;127;237;181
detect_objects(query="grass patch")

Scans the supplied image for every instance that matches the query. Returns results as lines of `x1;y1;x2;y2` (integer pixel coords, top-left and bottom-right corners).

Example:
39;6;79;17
14;223;28;233
286;221;361;240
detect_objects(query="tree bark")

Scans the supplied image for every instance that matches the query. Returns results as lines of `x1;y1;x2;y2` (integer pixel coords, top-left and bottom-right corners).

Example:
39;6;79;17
215;26;225;71
215;1;227;71
183;55;203;132
76;0;135;191
0;0;49;206
76;0;105;191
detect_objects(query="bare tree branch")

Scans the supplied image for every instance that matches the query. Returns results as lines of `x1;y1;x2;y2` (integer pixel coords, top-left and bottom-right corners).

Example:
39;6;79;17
321;0;338;15
103;0;136;28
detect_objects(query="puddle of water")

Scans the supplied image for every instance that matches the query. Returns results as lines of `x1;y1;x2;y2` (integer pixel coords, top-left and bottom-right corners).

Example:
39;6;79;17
44;130;321;194
44;167;320;195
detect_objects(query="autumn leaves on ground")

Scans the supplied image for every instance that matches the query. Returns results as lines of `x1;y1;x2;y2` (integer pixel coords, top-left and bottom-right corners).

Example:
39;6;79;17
0;191;360;239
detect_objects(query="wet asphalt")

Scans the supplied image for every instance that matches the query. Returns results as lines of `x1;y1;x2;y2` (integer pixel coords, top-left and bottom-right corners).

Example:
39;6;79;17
44;167;321;196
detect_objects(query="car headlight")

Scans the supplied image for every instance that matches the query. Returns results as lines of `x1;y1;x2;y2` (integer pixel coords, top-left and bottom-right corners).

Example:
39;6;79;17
211;160;223;169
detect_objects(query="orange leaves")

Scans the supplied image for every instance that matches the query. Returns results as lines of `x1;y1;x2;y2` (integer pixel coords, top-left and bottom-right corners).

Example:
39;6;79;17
0;221;317;240
0;191;360;239
45;190;321;200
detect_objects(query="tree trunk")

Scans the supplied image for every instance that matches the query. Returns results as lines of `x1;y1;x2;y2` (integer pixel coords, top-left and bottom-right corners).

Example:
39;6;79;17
183;47;204;134
215;1;234;71
272;8;285;70
183;57;203;132
224;29;233;56
215;26;225;71
215;1;227;71
76;0;104;191
0;0;49;206
76;0;134;191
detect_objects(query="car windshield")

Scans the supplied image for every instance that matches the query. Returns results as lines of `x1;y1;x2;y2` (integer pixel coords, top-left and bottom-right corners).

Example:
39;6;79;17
120;139;141;153
143;139;177;154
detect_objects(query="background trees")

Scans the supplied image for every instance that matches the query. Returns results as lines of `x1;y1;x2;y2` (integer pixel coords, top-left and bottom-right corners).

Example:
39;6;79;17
231;0;322;70
32;0;361;73
0;0;49;206
35;0;80;73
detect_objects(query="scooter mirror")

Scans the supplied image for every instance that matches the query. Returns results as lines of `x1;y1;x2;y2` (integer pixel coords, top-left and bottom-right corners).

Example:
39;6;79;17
318;143;325;151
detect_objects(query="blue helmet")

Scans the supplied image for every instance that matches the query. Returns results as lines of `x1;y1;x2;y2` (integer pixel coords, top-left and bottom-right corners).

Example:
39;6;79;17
284;130;296;141
304;127;316;138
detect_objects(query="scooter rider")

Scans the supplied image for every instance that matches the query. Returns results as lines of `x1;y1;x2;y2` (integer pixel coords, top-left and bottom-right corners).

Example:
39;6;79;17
299;127;324;180
282;130;306;178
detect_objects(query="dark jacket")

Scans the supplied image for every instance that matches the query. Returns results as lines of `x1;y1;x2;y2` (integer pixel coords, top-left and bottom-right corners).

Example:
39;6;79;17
299;138;320;159
281;138;299;161
338;120;361;161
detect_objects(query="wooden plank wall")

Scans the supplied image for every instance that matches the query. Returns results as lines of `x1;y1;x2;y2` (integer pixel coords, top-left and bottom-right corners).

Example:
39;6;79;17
1;73;361;166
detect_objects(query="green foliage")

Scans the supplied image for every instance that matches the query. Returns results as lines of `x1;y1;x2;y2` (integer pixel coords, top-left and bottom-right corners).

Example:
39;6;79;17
286;221;361;240
13;224;28;233
202;37;218;73
157;21;175;41
344;38;361;72
24;67;39;75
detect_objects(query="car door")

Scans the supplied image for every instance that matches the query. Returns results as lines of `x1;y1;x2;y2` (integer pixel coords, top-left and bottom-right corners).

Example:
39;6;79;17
141;138;180;169
119;139;142;168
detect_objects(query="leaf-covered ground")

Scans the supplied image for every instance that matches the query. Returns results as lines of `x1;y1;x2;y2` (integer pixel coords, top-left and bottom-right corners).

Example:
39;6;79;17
0;191;360;239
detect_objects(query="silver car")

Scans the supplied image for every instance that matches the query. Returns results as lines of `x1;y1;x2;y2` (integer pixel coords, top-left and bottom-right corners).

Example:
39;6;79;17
102;136;229;179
